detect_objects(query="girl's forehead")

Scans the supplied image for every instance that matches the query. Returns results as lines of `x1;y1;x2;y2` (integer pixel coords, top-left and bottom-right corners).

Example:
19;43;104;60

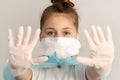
42;14;75;29
42;13;76;31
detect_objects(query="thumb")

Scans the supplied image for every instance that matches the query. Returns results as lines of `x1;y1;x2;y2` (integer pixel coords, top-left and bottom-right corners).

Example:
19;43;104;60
75;56;95;67
32;56;48;65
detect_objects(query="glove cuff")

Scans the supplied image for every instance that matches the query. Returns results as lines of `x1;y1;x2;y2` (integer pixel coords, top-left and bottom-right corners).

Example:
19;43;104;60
10;67;27;76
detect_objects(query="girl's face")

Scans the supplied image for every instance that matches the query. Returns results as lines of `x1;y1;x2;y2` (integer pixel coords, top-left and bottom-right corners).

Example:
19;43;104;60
40;13;78;39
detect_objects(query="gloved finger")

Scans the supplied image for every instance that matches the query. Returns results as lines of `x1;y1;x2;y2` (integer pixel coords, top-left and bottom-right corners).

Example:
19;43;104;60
106;26;113;43
8;29;14;48
97;26;106;42
91;25;100;45
32;56;48;65
16;26;24;46
23;26;31;46
75;56;95;67
29;29;40;48
84;29;95;48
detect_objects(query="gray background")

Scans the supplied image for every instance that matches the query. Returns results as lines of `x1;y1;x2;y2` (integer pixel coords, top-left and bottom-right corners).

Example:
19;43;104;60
0;0;120;80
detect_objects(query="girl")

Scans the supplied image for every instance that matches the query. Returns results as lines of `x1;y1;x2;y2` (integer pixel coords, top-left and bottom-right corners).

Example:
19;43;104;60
3;0;114;80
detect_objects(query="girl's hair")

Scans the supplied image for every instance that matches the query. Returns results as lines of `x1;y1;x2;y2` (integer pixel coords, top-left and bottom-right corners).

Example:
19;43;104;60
40;0;79;31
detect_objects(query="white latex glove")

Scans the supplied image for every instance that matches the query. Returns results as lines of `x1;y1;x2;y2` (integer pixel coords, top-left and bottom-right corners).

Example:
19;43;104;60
75;26;114;76
8;26;48;76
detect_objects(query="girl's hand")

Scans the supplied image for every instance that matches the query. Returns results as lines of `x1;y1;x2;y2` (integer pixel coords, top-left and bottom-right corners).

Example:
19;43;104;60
8;26;48;76
75;26;114;76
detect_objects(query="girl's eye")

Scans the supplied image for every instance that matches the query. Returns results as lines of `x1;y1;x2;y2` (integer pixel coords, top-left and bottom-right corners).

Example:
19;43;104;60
47;31;54;36
63;31;71;35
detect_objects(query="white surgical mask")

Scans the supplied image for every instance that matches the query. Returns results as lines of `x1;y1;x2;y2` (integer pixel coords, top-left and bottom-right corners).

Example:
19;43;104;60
39;37;81;60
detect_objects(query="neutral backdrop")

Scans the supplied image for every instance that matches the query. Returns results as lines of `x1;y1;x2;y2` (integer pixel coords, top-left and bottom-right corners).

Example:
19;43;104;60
0;0;120;80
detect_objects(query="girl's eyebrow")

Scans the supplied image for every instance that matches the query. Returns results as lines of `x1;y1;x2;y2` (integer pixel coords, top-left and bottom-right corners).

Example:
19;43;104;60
46;27;55;30
63;27;72;30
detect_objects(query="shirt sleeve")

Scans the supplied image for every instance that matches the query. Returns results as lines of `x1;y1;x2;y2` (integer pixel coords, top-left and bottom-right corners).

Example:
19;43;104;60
3;61;15;80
